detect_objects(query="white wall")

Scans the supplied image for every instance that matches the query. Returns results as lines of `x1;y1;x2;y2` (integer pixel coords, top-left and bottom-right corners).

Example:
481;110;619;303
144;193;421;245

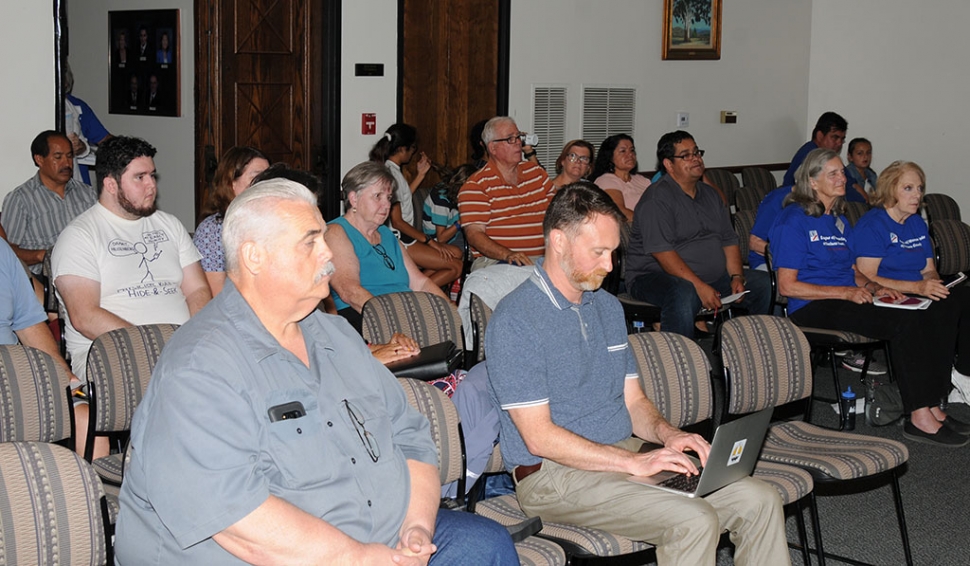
341;0;398;178
508;0;814;170
808;0;970;213
0;3;54;208
68;0;196;228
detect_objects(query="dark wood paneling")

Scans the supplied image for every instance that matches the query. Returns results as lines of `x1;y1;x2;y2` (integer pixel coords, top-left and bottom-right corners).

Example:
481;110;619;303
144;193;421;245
401;0;504;180
195;0;333;224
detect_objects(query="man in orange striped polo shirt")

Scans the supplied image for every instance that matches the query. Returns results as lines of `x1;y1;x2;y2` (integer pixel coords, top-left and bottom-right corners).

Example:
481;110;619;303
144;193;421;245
459;117;555;271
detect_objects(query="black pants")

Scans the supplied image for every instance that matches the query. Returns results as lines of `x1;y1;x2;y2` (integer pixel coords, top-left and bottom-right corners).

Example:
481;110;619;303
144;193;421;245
790;294;966;413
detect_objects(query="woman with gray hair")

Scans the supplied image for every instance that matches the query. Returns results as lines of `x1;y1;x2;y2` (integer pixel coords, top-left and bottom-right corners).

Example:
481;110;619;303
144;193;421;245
325;161;450;333
769;148;969;447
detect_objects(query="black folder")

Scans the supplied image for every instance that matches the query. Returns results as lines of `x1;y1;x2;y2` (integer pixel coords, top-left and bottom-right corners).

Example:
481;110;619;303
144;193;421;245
384;340;463;381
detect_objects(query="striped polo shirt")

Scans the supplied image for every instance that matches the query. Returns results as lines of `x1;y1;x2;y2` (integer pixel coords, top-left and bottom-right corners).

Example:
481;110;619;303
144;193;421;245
457;160;554;258
1;173;96;272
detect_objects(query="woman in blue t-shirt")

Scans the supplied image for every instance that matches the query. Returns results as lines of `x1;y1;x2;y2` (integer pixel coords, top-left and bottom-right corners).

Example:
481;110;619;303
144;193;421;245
770;149;969;447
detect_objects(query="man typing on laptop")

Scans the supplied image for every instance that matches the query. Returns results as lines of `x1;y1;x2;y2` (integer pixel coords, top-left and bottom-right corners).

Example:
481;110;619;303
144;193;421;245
486;183;789;566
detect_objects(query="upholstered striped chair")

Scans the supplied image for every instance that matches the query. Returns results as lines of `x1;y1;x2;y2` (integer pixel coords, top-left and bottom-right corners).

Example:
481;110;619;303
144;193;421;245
735;185;765;212
84;323;179;485
397;378;567;565
0;344;74;447
931;219;970;277
843;201;869;227
719;315;912;566
923;192;961;223
764;243;891;426
741;167;778;193
0;441;111;565
468;293;493;363
732;209;756;266
362;291;463;350
630;331;818;566
704;168;740;209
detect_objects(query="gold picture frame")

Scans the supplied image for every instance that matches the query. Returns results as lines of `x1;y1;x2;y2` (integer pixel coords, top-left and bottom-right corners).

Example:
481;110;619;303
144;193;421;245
662;0;722;61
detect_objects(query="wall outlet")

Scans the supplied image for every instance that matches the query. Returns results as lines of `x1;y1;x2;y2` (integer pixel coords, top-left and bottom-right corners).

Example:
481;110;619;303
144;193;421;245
677;112;689;128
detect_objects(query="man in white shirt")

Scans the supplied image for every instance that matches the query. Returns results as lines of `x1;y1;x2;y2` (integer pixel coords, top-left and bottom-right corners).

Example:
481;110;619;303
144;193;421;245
52;136;211;376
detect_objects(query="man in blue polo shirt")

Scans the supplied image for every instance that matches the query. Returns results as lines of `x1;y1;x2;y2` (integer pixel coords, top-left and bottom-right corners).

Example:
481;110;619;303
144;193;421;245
487;182;789;566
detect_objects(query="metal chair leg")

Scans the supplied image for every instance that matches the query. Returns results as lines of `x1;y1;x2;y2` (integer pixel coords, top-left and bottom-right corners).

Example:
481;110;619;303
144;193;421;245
808;491;825;566
890;470;914;566
792;499;812;566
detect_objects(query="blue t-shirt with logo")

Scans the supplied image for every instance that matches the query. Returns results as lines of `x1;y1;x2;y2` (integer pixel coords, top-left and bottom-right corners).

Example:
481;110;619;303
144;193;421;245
852;208;932;282
749;185;794;268
769;204;855;314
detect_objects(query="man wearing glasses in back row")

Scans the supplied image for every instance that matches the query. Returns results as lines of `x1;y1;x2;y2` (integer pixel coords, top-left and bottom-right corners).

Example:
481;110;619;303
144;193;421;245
626;131;772;338
115;179;517;564
458;116;555;271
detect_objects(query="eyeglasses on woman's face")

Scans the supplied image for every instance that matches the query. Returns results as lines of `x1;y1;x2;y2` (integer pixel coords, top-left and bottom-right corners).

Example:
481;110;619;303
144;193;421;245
566;152;591;164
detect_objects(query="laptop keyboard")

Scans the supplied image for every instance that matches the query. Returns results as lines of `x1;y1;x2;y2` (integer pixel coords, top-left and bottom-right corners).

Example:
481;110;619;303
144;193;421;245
658;467;704;492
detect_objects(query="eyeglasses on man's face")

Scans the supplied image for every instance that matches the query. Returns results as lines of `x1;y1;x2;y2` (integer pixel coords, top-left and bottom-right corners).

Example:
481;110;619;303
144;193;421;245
343;399;380;463
490;132;526;146
670;149;706;161
565;153;591;164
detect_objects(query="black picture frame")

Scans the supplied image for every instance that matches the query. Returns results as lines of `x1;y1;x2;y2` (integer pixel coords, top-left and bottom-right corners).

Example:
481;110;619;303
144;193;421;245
108;9;180;116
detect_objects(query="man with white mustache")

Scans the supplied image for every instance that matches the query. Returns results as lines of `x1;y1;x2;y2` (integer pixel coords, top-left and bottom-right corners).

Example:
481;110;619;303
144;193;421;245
115;178;517;564
52;136;211;376
2;130;96;273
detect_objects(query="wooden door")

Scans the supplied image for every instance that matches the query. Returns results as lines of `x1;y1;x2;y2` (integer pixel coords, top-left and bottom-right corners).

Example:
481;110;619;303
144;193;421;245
399;0;509;181
195;0;340;223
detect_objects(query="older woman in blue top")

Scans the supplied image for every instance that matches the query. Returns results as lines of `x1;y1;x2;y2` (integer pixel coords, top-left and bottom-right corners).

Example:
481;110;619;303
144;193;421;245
770;149;969;447
326;161;450;334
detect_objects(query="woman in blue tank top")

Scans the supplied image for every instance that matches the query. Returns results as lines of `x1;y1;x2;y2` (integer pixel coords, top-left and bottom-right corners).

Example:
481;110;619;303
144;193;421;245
325;161;452;333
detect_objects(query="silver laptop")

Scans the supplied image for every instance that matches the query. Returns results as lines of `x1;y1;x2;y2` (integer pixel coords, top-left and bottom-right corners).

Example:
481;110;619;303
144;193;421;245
626;407;773;498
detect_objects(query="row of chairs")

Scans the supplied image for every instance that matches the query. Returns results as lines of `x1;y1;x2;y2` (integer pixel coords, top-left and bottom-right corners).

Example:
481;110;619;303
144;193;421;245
454;295;913;566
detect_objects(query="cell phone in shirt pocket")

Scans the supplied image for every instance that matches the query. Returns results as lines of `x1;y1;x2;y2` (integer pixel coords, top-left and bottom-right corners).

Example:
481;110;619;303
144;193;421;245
268;401;307;422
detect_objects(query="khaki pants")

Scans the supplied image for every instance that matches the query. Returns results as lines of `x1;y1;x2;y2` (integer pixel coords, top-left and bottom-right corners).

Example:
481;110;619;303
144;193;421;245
514;438;791;566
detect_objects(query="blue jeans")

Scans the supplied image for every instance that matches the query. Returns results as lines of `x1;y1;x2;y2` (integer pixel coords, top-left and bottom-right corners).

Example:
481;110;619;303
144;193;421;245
629;269;772;338
430;509;519;565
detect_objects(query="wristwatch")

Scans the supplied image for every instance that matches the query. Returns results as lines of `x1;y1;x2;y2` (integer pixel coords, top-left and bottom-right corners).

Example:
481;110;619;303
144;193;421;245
523;151;537;158
730;273;746;286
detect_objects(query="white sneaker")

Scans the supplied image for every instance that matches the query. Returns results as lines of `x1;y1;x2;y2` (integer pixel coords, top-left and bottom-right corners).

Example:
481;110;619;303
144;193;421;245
841;352;887;375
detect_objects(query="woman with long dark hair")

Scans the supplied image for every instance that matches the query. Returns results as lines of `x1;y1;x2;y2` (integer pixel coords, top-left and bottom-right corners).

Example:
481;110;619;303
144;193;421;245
590;134;650;221
194;146;269;295
370;124;462;288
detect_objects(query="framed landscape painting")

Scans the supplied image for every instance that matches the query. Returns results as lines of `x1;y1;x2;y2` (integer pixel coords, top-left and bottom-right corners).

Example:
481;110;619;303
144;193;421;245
662;0;721;60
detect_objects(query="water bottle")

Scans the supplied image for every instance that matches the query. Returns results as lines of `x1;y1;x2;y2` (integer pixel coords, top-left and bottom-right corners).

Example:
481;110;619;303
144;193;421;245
840;386;857;431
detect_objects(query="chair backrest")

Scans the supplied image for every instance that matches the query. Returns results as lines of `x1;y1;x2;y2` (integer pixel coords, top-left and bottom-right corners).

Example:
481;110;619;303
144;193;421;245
397;378;465;489
362;291;463;348
741;167;778;193
931;219;970;275
705;168;740;208
412;186;431;231
924;193;961;223
732;209;756;266
0;441;108;565
842;201;869;227
468;292;493;363
718;315;814;415
85;324;179;438
0;344;73;444
40;248;59;313
629;332;712;429
735;186;765;212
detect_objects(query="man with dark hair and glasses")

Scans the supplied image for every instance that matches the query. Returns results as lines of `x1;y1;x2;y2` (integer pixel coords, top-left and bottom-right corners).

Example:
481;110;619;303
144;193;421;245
458;116;555;271
626;131;771;338
116;178;517;564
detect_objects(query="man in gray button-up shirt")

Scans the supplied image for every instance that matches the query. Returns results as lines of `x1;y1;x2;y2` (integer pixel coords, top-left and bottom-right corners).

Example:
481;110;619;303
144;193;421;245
1;131;96;273
116;178;516;565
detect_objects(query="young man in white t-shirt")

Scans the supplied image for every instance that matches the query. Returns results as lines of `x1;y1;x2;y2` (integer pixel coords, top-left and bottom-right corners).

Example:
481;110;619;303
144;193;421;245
52;136;211;376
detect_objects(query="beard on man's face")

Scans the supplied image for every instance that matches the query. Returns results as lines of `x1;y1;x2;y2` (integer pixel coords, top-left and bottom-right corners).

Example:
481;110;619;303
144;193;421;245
117;186;157;218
